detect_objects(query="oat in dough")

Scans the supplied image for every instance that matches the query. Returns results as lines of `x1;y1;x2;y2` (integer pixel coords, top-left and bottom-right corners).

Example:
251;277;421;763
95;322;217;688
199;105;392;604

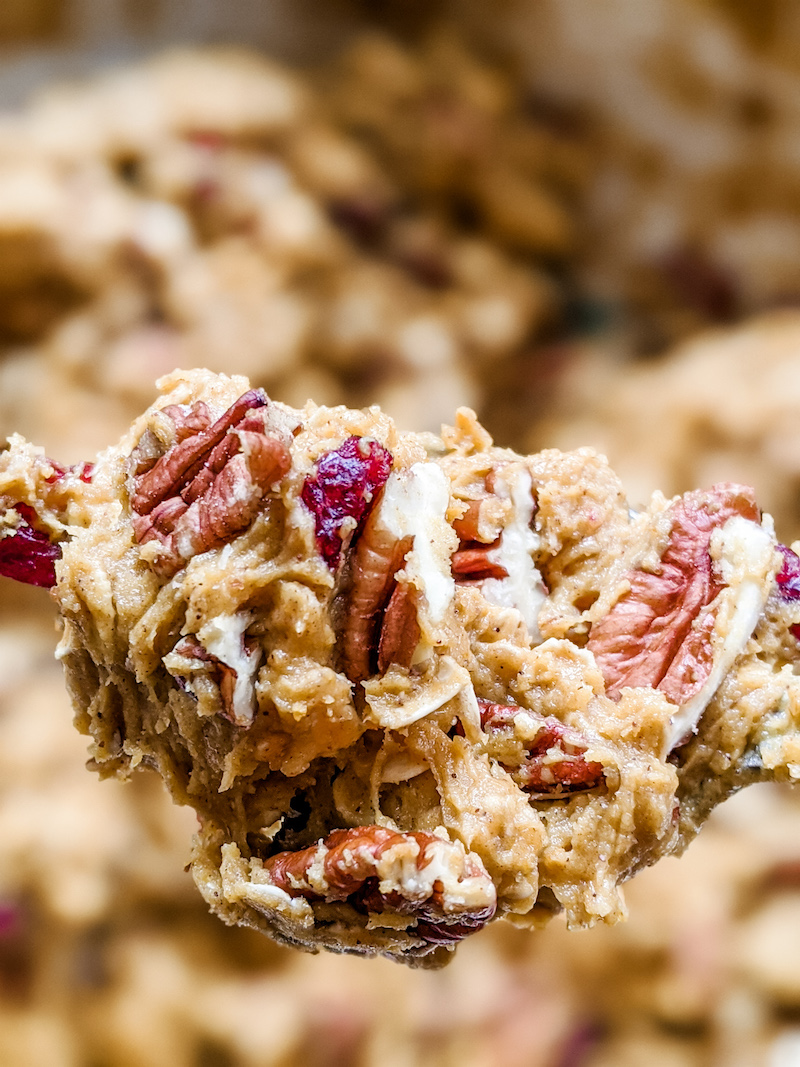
2;368;800;967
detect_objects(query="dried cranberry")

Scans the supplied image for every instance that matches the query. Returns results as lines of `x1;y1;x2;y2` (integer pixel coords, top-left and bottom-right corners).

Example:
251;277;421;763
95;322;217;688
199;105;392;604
301;436;392;570
45;460;93;484
555;1021;605;1067
0;505;61;588
0;903;19;939
776;545;800;641
413;912;494;946
186;130;226;152
777;544;800;600
659;244;740;323
43;462;67;484
327;196;390;248
44;458;93;484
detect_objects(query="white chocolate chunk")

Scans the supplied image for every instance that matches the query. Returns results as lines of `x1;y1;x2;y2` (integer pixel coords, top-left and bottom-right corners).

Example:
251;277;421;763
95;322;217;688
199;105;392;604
197;611;260;726
481;467;547;641
378;462;456;625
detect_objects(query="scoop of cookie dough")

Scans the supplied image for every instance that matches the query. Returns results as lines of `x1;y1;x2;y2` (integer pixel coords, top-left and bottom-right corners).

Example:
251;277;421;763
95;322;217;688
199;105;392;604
2;368;800;967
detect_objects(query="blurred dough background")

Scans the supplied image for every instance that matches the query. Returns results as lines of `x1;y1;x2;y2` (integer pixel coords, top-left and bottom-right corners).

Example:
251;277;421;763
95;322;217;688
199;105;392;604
4;2;800;1065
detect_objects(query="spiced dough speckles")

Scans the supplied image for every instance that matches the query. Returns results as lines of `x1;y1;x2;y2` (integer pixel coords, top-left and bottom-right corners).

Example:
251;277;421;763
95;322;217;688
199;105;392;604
3;368;800;967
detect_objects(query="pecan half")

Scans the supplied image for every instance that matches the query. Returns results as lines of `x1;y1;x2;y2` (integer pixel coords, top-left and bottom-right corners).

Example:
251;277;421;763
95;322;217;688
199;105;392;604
264;826;496;946
301;436;393;571
130;403;214;478
0;504;61;588
161;401;216;443
339;510;414;683
478;699;605;798
336;462;454;684
130;390;291;577
132;391;265;513
587;484;759;705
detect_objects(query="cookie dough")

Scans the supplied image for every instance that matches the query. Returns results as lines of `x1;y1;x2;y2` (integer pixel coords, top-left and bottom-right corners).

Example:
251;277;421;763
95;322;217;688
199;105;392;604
535;311;800;542
2;368;800;967
0;36;585;464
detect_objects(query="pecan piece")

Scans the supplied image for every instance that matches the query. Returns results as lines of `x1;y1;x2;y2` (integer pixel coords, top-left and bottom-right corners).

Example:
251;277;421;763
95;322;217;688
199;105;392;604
451;488;508;583
131;390;267;514
450;466;545;639
130;390;291;577
165;622;261;727
587;484;759;705
339;509;413;683
336;462;453;683
451;539;509;582
301;436;392;571
161;401;216;442
478;699;605;798
0;504;61;588
452;499;484;542
264;826;496;947
377;581;421;674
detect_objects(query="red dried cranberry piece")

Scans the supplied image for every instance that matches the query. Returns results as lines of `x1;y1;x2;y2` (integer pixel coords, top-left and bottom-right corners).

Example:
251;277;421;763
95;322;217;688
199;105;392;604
44;462;67;484
301;436;392;570
0;903;20;939
555;1021;605;1067
0;505;61;588
777;544;800;601
45;460;94;484
777;545;800;641
659;244;740;323
187;130;227;152
327;196;391;248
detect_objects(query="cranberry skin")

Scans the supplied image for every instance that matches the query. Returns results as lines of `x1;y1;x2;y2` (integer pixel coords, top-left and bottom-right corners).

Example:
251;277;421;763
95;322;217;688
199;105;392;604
776;545;800;641
301;436;393;570
74;462;94;484
0;903;19;939
45;460;94;484
0;505;61;588
777;545;800;600
44;462;66;484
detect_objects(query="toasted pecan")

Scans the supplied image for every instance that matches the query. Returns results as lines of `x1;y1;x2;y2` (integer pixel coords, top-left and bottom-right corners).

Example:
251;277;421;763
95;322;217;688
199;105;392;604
587;483;759;704
131;390;290;576
479;699;605;797
264;826;496;946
